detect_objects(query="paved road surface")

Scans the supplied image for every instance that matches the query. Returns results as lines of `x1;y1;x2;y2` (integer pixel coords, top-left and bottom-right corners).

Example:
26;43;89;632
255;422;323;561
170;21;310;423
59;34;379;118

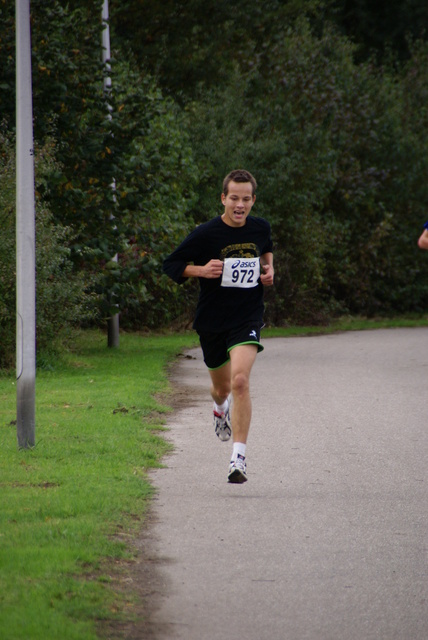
147;329;428;640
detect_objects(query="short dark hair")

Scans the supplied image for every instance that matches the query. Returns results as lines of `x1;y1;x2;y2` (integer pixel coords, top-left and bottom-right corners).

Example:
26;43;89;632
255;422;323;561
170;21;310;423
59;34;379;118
223;169;257;196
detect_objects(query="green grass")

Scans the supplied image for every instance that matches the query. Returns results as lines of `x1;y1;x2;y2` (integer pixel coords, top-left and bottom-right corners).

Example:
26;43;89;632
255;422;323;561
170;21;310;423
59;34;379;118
0;329;197;640
1;317;428;639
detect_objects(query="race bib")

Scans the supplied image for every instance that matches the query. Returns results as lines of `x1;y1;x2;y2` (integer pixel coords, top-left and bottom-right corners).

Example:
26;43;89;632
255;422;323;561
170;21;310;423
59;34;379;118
221;257;260;288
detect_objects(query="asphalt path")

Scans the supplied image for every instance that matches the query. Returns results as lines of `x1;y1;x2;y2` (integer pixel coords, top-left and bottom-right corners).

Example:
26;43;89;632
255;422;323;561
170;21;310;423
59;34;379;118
146;328;428;640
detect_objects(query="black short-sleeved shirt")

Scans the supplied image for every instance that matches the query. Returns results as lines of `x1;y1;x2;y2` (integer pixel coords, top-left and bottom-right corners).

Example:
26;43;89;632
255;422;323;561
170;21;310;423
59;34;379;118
163;215;273;332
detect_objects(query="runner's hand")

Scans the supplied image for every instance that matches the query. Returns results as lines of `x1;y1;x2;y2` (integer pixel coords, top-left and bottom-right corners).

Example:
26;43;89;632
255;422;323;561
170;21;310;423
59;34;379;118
201;259;224;279
260;263;274;286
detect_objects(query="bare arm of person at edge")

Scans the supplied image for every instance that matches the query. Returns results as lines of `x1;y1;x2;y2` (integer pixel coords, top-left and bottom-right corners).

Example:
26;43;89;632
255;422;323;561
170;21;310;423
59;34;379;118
417;230;428;250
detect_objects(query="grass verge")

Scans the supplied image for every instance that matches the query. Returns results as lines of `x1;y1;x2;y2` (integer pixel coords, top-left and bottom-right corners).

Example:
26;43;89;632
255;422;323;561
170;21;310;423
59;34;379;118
0;330;197;640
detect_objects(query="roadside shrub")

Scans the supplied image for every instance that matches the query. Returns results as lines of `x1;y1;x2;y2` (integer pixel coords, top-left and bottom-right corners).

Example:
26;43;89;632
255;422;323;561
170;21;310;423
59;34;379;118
0;134;100;370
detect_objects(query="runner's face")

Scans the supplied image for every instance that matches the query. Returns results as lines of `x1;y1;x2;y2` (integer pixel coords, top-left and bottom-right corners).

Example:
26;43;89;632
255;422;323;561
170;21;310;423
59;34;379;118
221;181;256;227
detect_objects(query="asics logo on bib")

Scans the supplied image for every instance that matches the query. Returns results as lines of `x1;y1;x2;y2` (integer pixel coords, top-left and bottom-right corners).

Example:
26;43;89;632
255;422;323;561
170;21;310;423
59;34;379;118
221;256;260;288
231;259;257;269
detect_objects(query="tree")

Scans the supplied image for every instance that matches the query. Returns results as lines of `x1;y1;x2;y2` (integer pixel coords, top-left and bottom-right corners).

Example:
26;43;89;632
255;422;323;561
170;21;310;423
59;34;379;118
185;23;428;322
328;0;428;63
111;0;328;99
0;131;99;370
0;0;199;329
2;0;428;330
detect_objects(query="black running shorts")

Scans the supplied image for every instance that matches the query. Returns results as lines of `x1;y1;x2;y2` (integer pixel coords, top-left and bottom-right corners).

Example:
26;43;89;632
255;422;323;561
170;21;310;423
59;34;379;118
198;322;264;370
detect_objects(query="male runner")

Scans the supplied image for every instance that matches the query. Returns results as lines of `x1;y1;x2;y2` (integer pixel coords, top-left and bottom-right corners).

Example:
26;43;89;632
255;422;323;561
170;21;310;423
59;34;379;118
163;169;274;483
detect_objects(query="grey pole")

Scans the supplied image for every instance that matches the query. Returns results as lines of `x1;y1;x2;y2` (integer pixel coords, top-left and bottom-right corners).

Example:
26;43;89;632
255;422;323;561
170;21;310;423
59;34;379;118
102;0;119;348
16;0;36;448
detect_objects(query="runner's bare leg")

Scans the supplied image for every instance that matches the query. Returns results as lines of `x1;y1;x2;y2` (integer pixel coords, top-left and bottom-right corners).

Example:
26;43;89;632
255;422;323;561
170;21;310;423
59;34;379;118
209;362;231;406
229;344;258;444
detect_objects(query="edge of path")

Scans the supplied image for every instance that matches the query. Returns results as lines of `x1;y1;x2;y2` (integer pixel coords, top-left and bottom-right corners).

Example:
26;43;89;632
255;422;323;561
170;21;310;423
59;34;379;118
99;351;203;640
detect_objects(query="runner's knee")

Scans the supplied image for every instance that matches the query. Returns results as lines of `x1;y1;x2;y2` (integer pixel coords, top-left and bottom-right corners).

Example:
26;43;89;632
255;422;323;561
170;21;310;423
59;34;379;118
212;381;231;401
231;372;249;396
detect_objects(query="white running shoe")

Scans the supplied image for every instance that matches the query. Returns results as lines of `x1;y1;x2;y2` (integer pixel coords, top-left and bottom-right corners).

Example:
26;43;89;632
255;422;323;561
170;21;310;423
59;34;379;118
213;401;232;441
228;454;248;483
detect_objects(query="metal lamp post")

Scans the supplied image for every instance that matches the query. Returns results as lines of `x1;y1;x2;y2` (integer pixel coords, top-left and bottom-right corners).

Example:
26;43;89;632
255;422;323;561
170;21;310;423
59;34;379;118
16;0;36;448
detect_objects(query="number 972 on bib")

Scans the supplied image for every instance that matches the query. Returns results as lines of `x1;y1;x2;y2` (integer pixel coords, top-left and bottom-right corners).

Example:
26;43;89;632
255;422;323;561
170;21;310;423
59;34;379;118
221;257;261;289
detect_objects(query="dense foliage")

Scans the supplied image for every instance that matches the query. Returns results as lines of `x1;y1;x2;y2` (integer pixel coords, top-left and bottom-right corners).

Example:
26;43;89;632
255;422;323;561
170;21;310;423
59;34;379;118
1;0;428;366
0;133;100;369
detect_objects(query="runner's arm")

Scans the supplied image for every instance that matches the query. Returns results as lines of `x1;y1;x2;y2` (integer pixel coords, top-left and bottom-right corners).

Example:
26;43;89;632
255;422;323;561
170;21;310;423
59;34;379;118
182;260;223;279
